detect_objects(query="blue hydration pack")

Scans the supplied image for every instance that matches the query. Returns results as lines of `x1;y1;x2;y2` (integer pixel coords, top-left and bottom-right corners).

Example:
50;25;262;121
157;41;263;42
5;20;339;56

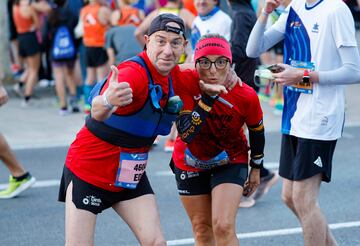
52;25;75;60
86;56;181;147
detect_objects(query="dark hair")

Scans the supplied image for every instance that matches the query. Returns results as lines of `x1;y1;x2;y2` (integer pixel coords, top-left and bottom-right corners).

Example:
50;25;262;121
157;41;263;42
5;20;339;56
48;0;67;27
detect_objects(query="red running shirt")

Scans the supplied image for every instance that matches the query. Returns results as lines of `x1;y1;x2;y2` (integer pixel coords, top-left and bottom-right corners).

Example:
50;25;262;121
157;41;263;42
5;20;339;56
172;69;263;172
66;51;182;191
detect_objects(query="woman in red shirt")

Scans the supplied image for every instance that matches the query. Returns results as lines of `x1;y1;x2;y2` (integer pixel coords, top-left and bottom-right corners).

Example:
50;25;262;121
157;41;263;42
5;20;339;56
172;34;264;245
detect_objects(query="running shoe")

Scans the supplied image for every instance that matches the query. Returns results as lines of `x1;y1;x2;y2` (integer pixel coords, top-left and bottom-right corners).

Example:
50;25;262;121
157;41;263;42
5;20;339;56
21;99;36;108
164;139;175;152
0;175;36;199
239;196;256;208
253;172;279;200
13;83;23;98
58;108;70;116
70;97;80;113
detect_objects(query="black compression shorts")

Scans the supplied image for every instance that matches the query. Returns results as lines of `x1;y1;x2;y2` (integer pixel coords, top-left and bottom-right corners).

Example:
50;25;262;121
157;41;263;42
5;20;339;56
58;165;154;214
172;159;248;196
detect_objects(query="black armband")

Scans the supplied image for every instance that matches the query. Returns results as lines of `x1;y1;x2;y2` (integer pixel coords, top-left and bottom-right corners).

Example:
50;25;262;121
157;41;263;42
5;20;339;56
248;120;265;161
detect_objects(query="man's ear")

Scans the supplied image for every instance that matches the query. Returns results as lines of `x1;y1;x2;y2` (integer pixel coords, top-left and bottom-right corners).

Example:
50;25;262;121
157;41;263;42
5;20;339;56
144;35;150;44
183;40;189;48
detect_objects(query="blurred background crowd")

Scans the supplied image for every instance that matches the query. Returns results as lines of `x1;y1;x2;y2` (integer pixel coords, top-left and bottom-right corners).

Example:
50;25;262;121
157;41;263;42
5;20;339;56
0;0;359;152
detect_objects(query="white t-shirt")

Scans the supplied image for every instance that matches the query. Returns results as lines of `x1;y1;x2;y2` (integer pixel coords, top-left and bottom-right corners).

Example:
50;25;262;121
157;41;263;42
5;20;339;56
272;0;357;140
191;8;232;50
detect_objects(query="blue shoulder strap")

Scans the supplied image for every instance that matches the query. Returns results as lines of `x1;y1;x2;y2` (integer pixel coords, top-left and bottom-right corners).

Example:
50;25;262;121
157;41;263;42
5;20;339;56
128;56;163;110
128;56;175;109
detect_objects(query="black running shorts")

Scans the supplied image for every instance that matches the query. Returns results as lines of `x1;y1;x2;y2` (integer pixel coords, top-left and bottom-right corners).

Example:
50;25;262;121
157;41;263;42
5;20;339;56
58;166;154;214
84;46;108;67
279;134;337;183
18;32;40;57
173;159;249;196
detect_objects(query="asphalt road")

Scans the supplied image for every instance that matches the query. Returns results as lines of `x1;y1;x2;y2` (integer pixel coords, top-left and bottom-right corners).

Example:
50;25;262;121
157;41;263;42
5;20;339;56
0;128;359;246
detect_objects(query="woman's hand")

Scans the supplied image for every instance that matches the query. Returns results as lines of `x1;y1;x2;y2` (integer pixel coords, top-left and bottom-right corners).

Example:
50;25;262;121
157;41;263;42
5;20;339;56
243;168;260;197
199;80;228;97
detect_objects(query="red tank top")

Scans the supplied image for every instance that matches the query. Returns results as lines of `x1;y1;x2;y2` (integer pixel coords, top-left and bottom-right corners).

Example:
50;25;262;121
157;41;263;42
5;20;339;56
117;6;142;27
12;5;35;34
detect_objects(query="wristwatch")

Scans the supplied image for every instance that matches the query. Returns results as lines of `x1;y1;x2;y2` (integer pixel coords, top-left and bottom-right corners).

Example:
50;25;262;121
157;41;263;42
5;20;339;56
302;69;310;85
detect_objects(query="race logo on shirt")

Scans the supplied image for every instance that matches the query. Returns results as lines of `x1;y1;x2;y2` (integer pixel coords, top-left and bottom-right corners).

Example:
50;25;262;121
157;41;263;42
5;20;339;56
312;23;319;33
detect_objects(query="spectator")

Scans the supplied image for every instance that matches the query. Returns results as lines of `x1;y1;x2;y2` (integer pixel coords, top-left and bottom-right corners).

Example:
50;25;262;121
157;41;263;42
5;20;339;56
247;0;360;244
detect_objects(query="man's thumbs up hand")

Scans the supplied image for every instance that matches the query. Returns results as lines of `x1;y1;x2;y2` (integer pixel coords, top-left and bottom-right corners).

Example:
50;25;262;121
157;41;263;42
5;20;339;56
106;65;133;107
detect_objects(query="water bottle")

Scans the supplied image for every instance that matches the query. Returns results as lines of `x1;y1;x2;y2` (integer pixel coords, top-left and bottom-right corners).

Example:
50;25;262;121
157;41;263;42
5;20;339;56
165;95;183;114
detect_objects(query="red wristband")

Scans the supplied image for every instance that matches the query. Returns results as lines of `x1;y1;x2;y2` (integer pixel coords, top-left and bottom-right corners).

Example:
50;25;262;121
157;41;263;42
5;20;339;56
303;69;310;77
303;69;310;83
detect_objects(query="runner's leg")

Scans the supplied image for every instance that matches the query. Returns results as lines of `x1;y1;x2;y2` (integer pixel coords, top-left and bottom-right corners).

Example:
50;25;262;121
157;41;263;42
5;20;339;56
112;194;166;246
212;183;242;246
180;194;214;245
65;182;97;245
293;174;337;246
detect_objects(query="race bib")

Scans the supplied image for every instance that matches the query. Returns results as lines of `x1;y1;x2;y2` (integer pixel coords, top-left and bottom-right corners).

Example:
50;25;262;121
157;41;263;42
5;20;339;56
114;152;148;189
185;148;229;170
288;60;315;94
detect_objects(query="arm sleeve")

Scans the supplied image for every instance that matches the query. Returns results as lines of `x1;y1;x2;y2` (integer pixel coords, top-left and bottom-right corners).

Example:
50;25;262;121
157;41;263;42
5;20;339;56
246;21;285;58
176;94;216;144
319;46;360;85
246;5;290;58
245;91;265;160
318;5;360;85
248;120;265;160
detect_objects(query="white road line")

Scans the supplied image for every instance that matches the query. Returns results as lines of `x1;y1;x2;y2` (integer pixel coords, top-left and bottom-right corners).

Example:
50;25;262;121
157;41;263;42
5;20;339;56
166;221;360;245
11;142;71;150
0;179;60;189
0;163;279;188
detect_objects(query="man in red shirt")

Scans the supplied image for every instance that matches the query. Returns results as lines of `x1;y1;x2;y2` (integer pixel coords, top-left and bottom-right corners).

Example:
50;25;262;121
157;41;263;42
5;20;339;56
171;34;264;245
58;14;189;245
58;13;240;244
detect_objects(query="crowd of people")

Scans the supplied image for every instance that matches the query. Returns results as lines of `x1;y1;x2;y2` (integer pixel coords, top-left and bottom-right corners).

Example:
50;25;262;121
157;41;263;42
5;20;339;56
1;0;360;245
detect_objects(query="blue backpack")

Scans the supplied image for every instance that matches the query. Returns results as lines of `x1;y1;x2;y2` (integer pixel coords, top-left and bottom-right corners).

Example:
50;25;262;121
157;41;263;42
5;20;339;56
52;25;75;60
